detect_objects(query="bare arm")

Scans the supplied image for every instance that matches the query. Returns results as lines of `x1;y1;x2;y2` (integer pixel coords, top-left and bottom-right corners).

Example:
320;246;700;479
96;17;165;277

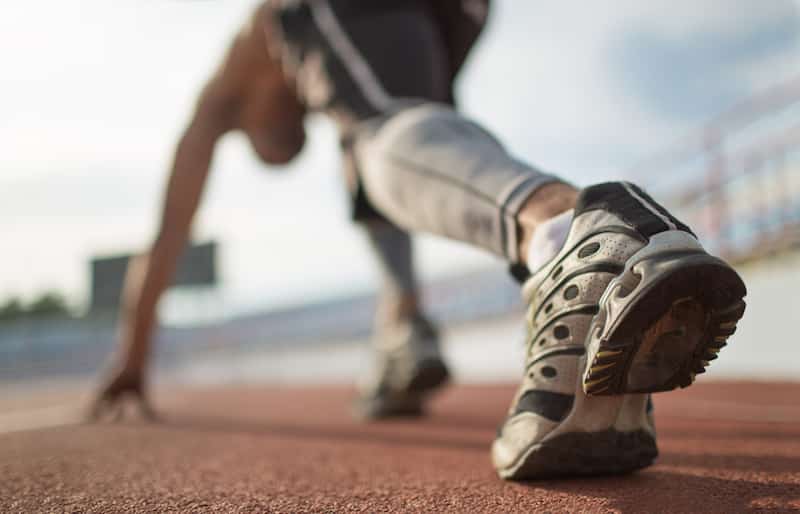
90;4;305;420
89;88;234;419
120;104;228;371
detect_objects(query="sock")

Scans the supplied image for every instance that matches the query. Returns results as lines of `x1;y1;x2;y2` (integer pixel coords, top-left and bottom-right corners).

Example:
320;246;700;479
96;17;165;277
526;209;573;273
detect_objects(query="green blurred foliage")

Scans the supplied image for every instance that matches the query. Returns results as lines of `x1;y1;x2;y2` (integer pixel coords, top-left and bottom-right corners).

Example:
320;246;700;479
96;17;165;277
0;298;24;321
0;292;72;322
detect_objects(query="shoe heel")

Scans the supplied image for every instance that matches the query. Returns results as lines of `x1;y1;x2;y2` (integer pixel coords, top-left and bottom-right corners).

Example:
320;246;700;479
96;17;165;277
583;232;747;395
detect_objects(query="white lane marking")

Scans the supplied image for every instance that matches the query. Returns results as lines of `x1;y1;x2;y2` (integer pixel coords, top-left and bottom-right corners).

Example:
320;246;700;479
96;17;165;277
0;404;82;434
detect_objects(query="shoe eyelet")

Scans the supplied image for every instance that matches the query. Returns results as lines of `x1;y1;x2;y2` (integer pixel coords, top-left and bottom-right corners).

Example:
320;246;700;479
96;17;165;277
563;285;579;300
554;325;570;340
544;303;553;314
540;366;557;378
538;338;546;346
578;242;601;258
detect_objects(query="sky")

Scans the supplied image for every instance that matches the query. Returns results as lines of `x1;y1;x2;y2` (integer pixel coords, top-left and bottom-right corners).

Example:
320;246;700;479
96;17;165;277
1;0;798;317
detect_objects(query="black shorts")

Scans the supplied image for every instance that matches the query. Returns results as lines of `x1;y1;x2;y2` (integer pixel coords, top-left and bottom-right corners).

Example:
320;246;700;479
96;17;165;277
266;0;487;221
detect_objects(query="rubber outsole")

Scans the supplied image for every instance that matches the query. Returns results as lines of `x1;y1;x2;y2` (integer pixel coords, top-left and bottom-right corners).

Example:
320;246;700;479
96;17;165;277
407;358;450;394
498;429;658;480
584;252;746;396
355;358;450;420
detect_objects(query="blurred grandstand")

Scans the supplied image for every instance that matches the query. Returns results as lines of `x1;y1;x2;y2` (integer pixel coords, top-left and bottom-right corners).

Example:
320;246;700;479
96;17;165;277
2;76;799;391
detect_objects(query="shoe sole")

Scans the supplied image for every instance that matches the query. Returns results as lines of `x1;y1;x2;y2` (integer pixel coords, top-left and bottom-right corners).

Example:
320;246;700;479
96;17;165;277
584;232;747;396
407;358;450;393
497;429;658;480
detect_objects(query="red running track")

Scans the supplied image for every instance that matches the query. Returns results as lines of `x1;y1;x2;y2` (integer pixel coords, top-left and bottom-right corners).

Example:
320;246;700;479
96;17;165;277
2;382;799;513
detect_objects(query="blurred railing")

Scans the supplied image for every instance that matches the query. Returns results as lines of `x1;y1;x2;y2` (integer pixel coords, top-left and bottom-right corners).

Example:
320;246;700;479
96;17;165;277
0;268;524;387
629;76;800;263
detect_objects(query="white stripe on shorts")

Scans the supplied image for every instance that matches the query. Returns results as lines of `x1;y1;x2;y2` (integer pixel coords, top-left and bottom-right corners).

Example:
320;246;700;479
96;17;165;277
309;0;393;112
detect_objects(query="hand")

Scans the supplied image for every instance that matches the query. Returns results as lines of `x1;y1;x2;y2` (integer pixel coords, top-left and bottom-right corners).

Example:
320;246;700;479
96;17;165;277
88;366;157;422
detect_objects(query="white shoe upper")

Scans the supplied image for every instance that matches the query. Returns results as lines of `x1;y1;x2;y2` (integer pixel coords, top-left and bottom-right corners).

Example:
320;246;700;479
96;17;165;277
493;183;673;475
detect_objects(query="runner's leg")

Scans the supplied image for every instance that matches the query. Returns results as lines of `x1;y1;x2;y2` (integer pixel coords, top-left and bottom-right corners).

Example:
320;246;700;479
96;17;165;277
354;104;577;268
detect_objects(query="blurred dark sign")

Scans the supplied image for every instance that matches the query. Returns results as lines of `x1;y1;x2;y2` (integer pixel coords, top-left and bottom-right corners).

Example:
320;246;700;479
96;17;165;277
89;241;217;311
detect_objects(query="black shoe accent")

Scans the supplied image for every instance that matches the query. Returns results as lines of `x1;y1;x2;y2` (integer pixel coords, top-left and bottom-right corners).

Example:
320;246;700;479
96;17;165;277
625;183;694;236
576;183;669;237
576;182;694;238
513;390;575;422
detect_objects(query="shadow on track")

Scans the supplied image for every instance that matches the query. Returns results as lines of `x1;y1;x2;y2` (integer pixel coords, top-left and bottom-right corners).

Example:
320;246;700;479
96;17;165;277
521;469;800;513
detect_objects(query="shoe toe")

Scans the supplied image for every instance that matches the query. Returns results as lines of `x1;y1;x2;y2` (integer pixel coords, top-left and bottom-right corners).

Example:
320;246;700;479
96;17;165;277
492;412;558;472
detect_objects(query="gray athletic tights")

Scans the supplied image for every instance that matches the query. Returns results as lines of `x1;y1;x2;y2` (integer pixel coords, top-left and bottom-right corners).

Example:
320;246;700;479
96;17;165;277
355;103;558;263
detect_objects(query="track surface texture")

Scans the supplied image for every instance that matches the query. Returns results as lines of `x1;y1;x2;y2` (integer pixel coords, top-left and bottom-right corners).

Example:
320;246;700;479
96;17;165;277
2;381;799;513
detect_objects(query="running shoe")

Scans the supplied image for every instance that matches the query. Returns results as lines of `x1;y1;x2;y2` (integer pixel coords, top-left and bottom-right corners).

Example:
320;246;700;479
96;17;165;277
493;182;746;479
356;314;450;419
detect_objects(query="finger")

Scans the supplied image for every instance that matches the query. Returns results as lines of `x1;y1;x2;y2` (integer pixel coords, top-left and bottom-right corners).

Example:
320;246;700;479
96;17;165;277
110;400;125;423
137;396;159;422
87;396;112;422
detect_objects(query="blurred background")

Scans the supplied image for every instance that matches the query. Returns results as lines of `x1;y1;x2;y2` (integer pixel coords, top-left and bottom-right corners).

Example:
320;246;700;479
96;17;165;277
2;0;799;428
